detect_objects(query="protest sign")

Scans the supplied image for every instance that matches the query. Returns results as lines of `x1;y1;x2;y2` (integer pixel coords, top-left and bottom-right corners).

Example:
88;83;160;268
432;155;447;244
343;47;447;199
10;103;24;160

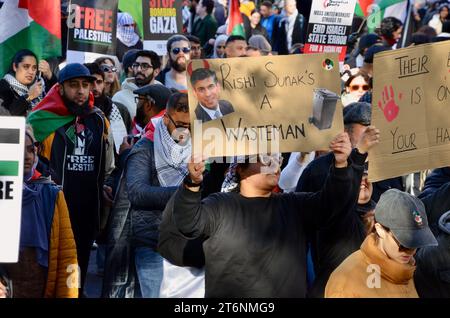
368;41;450;182
67;0;118;56
187;53;344;158
304;0;357;62
0;117;25;263
143;0;183;56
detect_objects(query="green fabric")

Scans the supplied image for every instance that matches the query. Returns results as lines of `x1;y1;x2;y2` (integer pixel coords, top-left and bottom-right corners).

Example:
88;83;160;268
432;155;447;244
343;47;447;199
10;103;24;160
0;21;61;77
119;0;144;38
27;110;74;142
231;24;246;38
192;14;218;46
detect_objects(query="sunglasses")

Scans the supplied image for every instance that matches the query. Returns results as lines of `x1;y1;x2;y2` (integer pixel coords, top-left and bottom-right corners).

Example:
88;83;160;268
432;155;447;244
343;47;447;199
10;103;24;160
25;141;39;154
171;47;191;55
350;84;370;91
166;113;191;130
389;231;414;252
132;62;153;71
100;64;117;73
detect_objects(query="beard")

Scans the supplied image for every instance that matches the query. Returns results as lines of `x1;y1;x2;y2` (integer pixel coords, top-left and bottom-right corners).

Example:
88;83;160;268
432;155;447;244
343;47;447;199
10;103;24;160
171;56;187;72
94;93;112;118
62;94;91;117
134;71;154;87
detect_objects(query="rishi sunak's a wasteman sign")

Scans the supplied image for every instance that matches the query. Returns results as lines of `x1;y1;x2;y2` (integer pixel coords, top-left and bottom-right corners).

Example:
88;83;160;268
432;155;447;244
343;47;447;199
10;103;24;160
368;41;450;182
187;53;344;157
143;0;183;56
0;117;25;263
67;0;118;56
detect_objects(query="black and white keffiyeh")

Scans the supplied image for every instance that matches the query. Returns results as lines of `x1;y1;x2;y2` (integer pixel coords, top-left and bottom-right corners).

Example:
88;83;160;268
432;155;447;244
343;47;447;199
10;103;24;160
154;118;191;187
3;73;44;108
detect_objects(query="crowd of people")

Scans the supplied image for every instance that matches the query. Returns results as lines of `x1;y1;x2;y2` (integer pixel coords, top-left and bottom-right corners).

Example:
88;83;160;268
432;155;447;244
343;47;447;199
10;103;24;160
0;0;449;299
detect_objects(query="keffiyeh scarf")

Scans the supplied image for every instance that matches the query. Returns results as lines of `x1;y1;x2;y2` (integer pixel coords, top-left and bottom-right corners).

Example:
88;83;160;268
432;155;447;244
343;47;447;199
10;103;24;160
4;73;44;108
154;118;191;187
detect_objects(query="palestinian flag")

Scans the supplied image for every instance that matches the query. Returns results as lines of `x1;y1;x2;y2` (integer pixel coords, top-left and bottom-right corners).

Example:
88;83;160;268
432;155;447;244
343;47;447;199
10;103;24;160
355;0;408;19
0;129;20;177
27;84;76;142
227;0;245;37
0;0;61;76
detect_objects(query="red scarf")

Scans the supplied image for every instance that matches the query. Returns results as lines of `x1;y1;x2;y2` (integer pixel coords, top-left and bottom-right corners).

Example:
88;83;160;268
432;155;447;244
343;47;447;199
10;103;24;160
143;110;166;141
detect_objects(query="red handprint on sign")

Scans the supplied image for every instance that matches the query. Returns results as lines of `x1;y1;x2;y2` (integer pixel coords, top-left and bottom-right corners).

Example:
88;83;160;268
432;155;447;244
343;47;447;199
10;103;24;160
378;85;400;122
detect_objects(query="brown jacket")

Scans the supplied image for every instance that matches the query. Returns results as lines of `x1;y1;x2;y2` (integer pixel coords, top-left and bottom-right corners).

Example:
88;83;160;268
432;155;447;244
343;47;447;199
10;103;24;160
325;233;418;298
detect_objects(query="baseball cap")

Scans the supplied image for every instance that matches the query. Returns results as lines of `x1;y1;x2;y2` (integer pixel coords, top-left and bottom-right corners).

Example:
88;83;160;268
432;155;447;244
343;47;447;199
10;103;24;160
375;189;438;249
58;63;96;84
133;84;172;107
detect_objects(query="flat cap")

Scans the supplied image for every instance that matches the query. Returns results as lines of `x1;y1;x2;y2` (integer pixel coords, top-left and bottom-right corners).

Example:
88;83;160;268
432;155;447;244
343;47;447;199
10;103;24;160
343;102;371;126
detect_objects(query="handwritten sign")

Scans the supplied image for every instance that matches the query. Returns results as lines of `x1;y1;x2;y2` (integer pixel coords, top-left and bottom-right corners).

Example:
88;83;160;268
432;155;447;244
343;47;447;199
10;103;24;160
187;54;344;157
143;0;183;56
368;41;450;182
304;0;357;61
0;117;25;263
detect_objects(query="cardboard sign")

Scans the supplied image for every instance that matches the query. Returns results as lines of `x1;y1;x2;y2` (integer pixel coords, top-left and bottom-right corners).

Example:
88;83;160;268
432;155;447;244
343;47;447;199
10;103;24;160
187;54;344;157
304;0;357;61
0;117;25;263
368;41;450;182
67;0;118;56
143;0;183;56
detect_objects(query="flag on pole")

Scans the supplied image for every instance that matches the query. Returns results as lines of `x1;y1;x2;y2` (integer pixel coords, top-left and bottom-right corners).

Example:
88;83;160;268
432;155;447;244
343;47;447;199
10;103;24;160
227;0;245;37
0;0;61;76
355;0;408;32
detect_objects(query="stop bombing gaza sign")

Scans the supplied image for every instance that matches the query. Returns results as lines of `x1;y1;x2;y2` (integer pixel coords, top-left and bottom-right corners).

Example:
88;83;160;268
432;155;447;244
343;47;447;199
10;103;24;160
0;117;25;263
143;0;183;56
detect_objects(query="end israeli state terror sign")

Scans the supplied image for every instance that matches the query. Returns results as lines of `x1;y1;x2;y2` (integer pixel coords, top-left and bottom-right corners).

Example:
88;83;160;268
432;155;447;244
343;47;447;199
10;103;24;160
67;0;118;56
0;117;25;263
304;0;357;62
143;0;183;56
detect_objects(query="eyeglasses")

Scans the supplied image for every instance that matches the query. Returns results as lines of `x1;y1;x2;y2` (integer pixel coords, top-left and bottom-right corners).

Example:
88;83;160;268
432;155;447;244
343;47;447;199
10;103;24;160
259;153;284;167
25;142;39;154
350;84;370;91
132;62;153;71
171;47;191;55
134;95;155;104
166;113;191;130
217;45;226;49
100;64;117;73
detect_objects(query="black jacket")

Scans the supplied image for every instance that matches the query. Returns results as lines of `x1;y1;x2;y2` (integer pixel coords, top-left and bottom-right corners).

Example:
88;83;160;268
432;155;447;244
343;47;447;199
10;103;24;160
0;79;31;116
296;151;404;202
172;159;362;298
415;181;450;298
418;167;450;200
308;151;370;298
271;13;306;55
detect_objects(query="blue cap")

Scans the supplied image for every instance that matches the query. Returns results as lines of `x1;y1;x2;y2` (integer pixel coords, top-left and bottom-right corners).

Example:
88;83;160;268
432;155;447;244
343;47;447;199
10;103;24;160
58;63;97;84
